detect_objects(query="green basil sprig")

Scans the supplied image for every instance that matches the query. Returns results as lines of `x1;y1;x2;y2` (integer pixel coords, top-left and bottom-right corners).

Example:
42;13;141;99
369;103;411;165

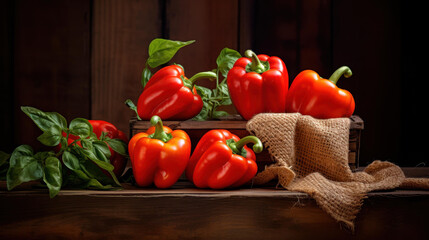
193;48;241;120
5;106;127;198
142;38;195;88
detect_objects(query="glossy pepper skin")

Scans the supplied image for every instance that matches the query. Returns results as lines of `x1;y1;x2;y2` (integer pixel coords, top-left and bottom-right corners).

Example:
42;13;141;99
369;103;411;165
137;65;216;120
58;120;128;178
285;66;355;119
128;115;191;188
227;50;288;120
185;129;263;189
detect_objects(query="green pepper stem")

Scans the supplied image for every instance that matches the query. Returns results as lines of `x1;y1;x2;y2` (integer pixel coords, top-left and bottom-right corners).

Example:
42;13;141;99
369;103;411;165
244;50;266;74
328;66;352;85
188;71;217;88
149;115;171;142
230;136;263;154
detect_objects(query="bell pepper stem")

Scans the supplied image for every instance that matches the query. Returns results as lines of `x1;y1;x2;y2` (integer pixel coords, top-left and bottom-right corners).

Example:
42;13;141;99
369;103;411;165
328;66;352;85
188;71;217;88
230;136;263;154
149;115;171;142
245;50;266;73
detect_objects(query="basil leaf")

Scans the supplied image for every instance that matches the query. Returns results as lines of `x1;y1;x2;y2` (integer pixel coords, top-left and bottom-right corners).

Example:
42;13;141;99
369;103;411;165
21;106;67;132
60;136;68;149
61;147;116;189
43;156;62;198
80;146;115;174
81;148;104;164
192;101;210;121
221;98;232;106
195;85;212;99
7;157;43;190
72;169;91;181
212;110;229;119
62;151;80;171
69;118;93;138
34;151;55;161
141;66;153;88
37;125;62;146
92;141;111;162
80;154;121;187
80;139;93;150
7;145;43;190
89;157;114;172
147;38;195;68
92;160;121;187
85;179;114;190
218;82;230;96
89;132;98;140
124;99;141;121
9;145;33;166
105;139;127;156
73;149;106;177
216;48;242;78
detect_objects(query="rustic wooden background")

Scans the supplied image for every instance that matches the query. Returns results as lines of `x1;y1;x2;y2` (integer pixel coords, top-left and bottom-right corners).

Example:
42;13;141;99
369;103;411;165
1;0;427;167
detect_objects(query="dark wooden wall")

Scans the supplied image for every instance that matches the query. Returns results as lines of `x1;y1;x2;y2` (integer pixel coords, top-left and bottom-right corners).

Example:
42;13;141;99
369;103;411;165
1;0;427;167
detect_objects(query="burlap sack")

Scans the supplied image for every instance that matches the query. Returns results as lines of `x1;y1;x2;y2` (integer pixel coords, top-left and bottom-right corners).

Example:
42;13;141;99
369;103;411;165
246;113;429;230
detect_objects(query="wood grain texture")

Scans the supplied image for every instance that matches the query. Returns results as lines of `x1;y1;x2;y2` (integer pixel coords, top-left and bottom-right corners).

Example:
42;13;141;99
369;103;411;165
12;0;91;150
298;0;332;75
0;0;15;153
165;0;240;115
1;179;428;240
4;0;425;168
91;0;162;137
251;0;299;78
331;0;409;166
166;0;239;77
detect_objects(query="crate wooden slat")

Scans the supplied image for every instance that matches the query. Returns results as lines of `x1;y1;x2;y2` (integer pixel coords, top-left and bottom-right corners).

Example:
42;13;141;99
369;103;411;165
130;115;364;170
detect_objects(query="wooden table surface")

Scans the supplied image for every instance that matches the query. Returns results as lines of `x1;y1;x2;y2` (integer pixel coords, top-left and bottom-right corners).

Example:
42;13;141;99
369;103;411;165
1;168;428;240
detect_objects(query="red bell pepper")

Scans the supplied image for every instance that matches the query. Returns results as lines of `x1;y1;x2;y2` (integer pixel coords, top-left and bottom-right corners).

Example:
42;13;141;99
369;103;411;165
185;129;263;189
128;115;191;188
137;65;216;120
88;120;128;177
58;120;128;178
285;66;355;119
227;50;288;120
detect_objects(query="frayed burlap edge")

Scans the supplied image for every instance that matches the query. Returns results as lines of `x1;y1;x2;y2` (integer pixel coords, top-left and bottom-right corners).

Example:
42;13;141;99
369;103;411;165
246;113;429;231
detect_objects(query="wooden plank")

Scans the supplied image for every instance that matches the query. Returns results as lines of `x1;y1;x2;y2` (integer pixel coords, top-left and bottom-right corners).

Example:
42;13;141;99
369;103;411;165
166;0;239;77
130;115;363;131
166;0;239;114
91;0;162;138
12;0;91;150
0;191;344;239
1;179;428;239
238;0;255;53
298;0;332;75
332;0;404;166
349;115;364;129
251;0;299;78
0;0;14;153
348;152;356;163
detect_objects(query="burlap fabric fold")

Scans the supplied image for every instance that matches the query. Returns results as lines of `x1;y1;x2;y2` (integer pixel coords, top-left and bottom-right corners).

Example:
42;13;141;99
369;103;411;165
246;113;429;230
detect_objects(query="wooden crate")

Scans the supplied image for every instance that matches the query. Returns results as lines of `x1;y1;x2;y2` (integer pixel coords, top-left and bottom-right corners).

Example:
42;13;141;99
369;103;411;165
129;115;364;171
